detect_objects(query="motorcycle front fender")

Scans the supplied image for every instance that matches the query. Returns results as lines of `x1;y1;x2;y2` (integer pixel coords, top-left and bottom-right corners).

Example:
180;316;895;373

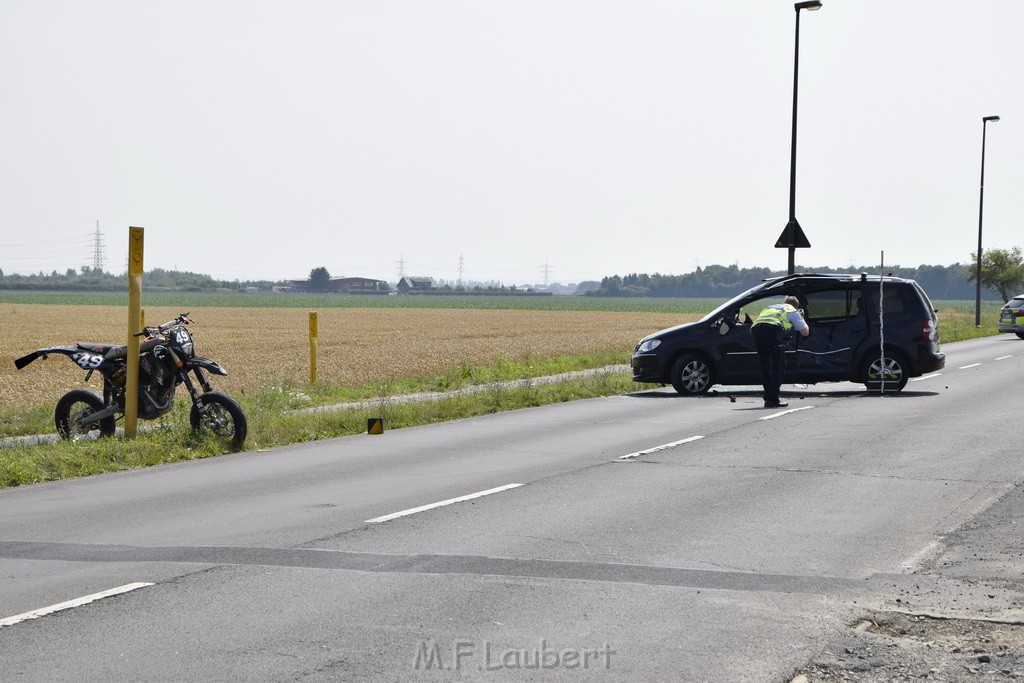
187;356;229;376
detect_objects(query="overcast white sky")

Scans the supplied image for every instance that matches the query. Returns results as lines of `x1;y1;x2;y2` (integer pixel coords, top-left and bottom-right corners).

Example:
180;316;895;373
1;1;1021;285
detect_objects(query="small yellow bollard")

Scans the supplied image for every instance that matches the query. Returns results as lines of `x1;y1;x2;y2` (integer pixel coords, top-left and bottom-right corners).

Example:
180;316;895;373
309;311;318;385
367;418;384;435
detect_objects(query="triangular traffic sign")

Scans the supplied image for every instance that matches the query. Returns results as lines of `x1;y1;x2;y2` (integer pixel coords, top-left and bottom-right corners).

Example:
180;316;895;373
775;219;811;249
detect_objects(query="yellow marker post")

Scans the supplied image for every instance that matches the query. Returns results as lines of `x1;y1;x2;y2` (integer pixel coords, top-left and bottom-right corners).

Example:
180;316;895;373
309;311;318;385
125;227;144;437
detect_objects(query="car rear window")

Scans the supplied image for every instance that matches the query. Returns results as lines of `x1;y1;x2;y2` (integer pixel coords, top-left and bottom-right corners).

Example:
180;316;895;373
911;282;937;320
1006;297;1024;309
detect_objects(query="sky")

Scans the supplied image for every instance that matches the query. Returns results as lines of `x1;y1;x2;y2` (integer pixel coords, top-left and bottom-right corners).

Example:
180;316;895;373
1;1;1021;286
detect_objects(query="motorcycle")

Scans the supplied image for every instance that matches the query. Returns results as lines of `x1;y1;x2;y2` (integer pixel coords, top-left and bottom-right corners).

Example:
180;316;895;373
15;312;247;448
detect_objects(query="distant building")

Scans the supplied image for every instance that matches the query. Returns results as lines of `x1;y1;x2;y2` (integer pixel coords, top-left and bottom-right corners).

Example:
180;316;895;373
396;276;434;293
330;277;383;292
288;276;386;293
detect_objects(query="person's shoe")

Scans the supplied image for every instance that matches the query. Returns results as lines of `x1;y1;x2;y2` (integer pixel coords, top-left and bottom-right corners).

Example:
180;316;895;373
764;400;789;408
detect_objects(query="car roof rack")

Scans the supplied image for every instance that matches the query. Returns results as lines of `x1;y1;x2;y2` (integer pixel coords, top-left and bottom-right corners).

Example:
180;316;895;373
759;272;909;292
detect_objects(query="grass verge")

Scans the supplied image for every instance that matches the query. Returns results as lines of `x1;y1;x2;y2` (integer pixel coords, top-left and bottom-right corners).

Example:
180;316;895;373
0;358;633;488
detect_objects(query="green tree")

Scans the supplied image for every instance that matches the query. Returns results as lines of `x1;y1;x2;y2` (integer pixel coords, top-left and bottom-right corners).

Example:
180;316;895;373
967;247;1024;302
308;266;332;292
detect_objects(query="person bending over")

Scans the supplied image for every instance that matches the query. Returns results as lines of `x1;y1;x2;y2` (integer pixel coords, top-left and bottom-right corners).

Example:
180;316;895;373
750;295;809;408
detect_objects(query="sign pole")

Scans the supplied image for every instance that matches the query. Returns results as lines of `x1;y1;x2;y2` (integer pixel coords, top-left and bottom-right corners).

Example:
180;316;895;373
125;227;144;437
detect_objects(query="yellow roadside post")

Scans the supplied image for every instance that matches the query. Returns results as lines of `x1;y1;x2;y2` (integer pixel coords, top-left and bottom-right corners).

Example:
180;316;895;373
309;311;318;385
125;227;144;437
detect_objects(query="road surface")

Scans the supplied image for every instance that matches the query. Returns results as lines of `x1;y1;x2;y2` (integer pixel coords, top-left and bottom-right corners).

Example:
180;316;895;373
1;335;1022;680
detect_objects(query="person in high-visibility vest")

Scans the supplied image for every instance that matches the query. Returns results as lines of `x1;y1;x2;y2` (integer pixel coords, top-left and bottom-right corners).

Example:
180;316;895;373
750;295;809;408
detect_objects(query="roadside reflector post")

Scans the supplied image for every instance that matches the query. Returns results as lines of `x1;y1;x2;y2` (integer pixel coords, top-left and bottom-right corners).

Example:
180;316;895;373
309;311;318;385
367;418;384;435
125;227;144;437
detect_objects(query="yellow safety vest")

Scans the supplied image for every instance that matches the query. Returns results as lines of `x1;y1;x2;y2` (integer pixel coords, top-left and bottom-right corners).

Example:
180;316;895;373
751;304;796;331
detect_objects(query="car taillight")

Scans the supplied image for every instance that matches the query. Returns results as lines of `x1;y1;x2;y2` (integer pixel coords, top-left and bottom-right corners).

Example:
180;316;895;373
1015;309;1024;318
922;319;937;342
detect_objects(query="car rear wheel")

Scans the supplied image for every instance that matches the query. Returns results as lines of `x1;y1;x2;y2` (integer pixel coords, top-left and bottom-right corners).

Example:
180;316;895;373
1016;332;1024;340
861;351;909;393
670;354;714;396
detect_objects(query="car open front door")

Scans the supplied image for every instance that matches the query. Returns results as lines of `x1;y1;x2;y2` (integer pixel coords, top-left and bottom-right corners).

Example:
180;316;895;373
795;288;862;378
717;295;799;383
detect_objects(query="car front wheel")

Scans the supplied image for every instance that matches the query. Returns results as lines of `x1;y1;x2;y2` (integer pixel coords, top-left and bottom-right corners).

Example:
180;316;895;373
670;354;714;396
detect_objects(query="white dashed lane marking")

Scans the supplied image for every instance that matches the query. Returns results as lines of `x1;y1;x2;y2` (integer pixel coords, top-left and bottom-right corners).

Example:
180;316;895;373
365;484;523;523
618;436;705;460
0;582;154;628
759;405;815;421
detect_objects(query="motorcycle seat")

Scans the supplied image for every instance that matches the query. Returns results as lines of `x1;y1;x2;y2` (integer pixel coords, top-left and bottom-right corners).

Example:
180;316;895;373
76;342;120;354
76;339;161;360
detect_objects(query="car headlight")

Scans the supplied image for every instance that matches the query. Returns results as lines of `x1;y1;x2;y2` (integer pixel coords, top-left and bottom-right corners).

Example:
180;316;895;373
636;339;661;353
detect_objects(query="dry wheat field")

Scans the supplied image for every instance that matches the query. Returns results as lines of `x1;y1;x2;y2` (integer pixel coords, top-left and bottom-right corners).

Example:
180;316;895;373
0;304;691;412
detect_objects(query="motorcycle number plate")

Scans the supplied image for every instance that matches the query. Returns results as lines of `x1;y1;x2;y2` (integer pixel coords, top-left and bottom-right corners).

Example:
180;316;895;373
73;352;105;370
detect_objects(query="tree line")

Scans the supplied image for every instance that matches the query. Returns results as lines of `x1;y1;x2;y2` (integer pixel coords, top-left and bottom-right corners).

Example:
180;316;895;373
585;249;1024;301
3;248;1022;300
0;267;276;292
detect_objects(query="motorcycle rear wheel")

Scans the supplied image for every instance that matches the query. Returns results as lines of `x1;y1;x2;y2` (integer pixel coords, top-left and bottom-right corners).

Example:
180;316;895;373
190;391;247;449
55;389;116;440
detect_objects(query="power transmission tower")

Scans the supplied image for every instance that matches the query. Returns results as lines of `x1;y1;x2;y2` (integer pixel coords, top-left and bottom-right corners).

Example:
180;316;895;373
457;254;465;287
396;253;407;279
539;258;554;287
90;220;106;271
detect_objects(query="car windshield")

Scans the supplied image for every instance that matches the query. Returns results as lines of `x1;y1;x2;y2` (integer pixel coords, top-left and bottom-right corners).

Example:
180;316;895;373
698;283;779;322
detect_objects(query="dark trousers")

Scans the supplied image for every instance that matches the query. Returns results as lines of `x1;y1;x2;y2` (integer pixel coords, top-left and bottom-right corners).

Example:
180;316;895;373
751;323;785;404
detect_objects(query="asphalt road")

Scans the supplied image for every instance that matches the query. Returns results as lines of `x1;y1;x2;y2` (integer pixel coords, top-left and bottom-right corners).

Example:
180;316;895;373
0;335;1022;681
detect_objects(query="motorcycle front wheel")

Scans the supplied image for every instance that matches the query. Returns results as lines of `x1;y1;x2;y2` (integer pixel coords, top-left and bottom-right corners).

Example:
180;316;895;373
190;391;247;449
55;389;116;440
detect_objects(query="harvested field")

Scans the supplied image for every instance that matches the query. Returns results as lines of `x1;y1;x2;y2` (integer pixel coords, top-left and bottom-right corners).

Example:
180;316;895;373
1;304;691;412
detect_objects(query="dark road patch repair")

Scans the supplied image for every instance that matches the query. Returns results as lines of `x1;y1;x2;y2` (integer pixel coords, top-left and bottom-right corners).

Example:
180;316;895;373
0;540;856;595
794;611;1024;681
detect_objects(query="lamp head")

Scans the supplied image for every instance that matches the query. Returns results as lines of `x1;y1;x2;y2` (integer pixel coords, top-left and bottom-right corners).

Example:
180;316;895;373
795;1;823;10
983;115;1001;123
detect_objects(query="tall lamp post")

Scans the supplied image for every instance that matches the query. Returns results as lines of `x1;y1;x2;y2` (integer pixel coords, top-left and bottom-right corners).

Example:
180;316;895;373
776;0;821;274
975;114;1000;326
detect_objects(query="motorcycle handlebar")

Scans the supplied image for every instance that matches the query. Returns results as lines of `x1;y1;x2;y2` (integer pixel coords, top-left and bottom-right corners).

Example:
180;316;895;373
134;312;192;338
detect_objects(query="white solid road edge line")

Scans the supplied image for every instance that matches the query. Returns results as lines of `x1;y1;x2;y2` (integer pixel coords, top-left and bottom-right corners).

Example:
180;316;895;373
366;483;524;524
759;405;815;421
0;582;154;628
618;435;705;460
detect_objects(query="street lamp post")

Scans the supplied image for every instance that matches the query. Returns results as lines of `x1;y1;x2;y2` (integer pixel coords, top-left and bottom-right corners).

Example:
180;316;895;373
777;0;821;274
975;114;1000;326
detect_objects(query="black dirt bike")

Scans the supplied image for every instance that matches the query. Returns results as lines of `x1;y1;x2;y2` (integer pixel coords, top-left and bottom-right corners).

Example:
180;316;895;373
15;312;247;448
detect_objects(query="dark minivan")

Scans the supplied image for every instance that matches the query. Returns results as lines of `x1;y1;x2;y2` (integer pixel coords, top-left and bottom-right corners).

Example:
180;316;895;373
631;273;945;395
